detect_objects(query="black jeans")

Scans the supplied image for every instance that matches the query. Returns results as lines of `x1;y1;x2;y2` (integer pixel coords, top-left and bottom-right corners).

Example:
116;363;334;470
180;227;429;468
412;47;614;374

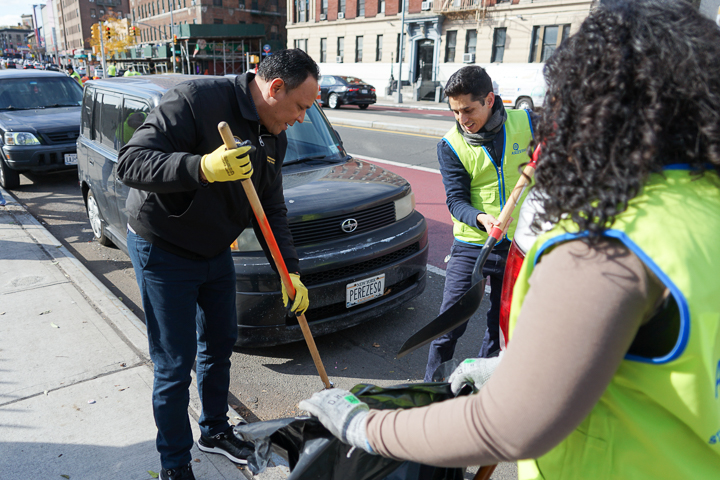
127;231;238;469
424;240;508;382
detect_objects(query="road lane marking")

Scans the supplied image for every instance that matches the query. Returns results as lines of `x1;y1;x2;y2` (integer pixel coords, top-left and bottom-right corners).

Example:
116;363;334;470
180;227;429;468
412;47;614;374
350;153;441;174
335;124;441;139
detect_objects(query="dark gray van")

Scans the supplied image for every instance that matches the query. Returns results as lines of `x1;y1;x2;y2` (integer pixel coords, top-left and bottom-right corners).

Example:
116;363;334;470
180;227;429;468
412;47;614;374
77;75;428;347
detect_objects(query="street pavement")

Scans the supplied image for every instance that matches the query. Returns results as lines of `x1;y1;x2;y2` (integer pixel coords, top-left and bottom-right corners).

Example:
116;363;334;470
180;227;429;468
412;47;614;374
0;100;515;480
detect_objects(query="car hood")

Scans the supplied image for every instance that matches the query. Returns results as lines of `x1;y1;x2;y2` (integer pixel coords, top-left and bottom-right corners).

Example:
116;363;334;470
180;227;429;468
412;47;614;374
283;158;410;218
0;107;81;133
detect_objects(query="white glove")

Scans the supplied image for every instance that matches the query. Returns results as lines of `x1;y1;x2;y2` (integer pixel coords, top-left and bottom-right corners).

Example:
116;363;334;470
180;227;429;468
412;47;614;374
299;388;374;454
448;352;504;395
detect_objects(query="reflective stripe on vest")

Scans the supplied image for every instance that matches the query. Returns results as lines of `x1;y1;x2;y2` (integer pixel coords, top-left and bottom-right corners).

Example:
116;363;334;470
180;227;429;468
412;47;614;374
443;109;533;245
508;169;720;479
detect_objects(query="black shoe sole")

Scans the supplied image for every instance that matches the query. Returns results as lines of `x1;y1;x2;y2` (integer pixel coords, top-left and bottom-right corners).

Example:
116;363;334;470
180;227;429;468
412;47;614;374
197;441;249;464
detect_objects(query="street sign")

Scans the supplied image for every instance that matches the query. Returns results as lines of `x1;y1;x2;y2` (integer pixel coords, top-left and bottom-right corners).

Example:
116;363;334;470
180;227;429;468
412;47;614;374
263;44;271;53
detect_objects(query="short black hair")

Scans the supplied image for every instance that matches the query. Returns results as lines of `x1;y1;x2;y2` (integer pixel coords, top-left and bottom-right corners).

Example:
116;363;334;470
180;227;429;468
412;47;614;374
444;66;493;105
257;49;320;91
66;65;74;71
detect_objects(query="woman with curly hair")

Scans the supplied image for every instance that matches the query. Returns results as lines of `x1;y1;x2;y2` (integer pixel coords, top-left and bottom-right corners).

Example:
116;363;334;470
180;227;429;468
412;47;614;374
300;1;720;477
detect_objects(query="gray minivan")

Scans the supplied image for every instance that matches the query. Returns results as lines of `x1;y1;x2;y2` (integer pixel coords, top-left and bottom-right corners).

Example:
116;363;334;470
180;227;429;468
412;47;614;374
76;75;428;347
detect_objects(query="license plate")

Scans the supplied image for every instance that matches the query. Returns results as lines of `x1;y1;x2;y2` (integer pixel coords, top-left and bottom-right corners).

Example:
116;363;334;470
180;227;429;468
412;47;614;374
346;274;385;308
64;153;77;165
361;89;368;94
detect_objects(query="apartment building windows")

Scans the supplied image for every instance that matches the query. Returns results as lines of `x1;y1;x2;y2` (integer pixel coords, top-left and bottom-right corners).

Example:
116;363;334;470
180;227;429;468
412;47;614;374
320;37;327;62
295;0;308;22
445;30;457;63
337;37;344;62
395;33;405;62
321;0;328;16
355;36;363;62
530;24;570;62
491;27;506;62
465;29;476;55
339;0;346;17
214;18;223;23
376;34;383;61
378;0;385;14
213;0;222;5
357;0;365;17
294;38;308;51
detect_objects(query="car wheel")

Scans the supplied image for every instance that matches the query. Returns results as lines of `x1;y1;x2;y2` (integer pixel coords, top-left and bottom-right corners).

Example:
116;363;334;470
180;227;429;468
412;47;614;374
515;97;534;110
0;156;20;189
86;190;113;246
329;93;340;109
358;104;369;110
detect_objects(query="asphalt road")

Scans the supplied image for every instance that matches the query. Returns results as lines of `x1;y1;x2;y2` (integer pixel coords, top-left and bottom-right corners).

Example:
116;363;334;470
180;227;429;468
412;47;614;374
6;106;515;479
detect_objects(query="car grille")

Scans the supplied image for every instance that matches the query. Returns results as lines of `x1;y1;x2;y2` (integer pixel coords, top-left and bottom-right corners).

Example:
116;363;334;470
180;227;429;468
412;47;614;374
289;202;395;246
44;130;79;144
302;242;420;286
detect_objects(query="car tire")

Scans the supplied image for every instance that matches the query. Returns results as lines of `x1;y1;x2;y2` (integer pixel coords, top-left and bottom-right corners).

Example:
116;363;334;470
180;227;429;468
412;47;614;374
515;97;534;110
358;104;369;110
329;93;340;109
0;156;20;189
86;190;113;246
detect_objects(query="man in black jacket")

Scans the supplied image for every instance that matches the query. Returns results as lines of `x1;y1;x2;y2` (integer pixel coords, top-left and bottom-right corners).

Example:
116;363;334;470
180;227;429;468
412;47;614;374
117;49;319;480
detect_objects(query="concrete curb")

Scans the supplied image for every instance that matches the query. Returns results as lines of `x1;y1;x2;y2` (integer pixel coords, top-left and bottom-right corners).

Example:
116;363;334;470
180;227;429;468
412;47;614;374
325;116;448;137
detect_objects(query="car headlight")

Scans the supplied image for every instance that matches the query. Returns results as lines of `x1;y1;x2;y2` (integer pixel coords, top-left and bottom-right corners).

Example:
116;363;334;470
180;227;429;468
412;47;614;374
394;191;415;221
4;132;41;146
230;227;263;252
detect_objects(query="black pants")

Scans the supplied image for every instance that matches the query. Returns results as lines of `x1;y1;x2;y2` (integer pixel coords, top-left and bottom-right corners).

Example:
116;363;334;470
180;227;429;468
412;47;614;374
424;240;508;382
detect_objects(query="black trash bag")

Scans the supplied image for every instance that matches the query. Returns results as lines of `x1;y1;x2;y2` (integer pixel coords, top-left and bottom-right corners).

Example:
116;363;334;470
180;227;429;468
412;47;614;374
234;382;467;480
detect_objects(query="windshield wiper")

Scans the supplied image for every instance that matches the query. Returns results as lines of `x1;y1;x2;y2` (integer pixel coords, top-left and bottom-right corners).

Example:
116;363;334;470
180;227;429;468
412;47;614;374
283;155;339;166
45;103;79;108
0;106;33;111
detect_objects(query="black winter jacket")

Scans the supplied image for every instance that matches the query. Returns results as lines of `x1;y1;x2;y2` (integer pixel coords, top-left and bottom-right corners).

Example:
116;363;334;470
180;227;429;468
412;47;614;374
117;73;299;273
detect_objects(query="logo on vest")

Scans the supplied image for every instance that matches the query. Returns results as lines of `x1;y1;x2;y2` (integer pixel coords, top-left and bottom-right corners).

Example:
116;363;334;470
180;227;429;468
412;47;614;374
511;142;527;155
709;429;720;445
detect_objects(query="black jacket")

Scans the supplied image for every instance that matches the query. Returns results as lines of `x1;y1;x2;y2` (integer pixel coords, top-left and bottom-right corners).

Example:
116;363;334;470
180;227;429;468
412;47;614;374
117;73;299;272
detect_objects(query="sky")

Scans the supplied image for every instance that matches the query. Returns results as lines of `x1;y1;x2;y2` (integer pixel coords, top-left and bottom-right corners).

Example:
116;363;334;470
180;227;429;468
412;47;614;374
1;0;43;29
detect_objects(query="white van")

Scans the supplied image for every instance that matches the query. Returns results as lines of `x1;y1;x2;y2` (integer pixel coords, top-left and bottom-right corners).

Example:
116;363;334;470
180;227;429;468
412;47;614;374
484;63;546;110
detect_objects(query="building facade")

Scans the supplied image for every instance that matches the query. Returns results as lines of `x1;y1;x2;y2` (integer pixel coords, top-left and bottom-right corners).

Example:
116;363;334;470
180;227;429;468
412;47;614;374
0;27;32;59
51;0;130;60
286;0;595;100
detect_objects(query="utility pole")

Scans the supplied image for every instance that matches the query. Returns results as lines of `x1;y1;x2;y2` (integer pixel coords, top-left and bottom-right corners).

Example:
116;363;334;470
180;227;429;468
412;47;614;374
99;22;107;78
170;0;176;73
396;0;405;103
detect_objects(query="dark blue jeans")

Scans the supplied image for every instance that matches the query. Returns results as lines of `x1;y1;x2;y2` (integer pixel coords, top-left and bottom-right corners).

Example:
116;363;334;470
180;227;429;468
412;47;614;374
424;240;508;382
127;231;238;470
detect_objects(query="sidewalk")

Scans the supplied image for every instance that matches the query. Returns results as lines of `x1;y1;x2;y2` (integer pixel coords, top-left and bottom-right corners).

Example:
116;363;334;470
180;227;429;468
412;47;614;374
0;191;288;480
324;98;453;138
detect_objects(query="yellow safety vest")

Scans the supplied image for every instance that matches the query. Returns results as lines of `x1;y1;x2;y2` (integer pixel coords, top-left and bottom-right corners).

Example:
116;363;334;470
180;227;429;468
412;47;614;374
442;109;533;245
508;167;720;479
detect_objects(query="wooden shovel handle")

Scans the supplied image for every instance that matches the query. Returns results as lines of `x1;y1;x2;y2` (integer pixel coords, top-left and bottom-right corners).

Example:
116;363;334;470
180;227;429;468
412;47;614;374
218;122;332;390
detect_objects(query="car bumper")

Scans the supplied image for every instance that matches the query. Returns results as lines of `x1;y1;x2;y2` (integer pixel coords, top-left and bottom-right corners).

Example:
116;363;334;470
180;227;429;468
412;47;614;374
343;94;376;105
233;211;428;347
2;143;77;172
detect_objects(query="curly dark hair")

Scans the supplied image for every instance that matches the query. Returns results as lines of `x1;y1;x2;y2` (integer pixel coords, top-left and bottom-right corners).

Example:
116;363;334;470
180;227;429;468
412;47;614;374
533;0;720;238
257;48;320;91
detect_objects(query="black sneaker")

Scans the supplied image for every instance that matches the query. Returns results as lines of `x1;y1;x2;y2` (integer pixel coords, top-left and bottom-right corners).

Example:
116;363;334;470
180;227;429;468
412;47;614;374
197;427;254;464
160;462;195;480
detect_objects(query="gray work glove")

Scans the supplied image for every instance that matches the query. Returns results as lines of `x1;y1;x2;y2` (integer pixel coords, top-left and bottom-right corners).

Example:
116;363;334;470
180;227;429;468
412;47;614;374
299;388;375;454
448;352;504;395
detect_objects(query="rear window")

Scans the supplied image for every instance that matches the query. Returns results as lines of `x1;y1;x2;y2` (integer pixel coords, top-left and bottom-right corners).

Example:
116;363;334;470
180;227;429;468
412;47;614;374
91;92;122;150
119;98;150;148
0;77;82;110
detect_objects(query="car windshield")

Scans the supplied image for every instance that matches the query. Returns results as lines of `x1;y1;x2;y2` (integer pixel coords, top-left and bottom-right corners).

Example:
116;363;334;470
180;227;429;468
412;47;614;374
0;77;83;110
284;104;346;165
339;76;365;84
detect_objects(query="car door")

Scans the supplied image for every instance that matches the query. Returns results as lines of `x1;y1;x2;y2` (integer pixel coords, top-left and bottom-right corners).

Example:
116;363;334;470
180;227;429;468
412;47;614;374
114;97;151;234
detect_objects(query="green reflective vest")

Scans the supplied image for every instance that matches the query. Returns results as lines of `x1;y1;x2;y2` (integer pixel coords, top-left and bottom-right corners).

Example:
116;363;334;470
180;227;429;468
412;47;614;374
508;168;720;479
69;71;82;86
442;109;533;245
108;64;116;76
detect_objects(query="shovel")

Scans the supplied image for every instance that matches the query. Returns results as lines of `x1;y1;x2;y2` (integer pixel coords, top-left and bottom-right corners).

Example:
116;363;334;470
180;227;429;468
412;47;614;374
397;147;539;359
218;122;332;389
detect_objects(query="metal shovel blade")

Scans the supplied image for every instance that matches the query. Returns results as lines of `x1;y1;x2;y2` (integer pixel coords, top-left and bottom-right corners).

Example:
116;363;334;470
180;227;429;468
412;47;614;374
396;276;487;358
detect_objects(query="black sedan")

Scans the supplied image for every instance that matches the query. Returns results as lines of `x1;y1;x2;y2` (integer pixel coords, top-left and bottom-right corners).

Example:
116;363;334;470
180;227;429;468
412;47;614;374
319;75;377;109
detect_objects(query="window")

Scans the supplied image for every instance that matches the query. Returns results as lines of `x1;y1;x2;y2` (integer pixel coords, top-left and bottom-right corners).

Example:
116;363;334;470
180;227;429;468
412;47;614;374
120;99;150;148
376;34;383;61
445;30;457;62
270;0;278;12
491;27;505;62
530;24;570;63
94;93;121;150
213;0;222;5
465;29;476;55
357;0;365;17
321;0;328;15
378;0;384;14
355;36;363;62
339;0;345;15
270;25;278;40
214;18;223;23
395;33;405;61
320;37;327;62
337;37;344;61
90;8;96;17
252;0;258;10
294;38;308;51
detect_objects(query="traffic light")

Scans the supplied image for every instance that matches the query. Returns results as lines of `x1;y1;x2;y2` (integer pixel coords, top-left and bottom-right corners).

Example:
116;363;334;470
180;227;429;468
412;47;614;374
173;34;177;45
132;26;139;37
105;26;111;41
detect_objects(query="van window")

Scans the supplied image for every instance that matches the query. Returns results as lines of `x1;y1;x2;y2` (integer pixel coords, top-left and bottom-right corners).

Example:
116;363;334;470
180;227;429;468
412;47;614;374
119;99;150;148
81;88;94;137
93;92;122;150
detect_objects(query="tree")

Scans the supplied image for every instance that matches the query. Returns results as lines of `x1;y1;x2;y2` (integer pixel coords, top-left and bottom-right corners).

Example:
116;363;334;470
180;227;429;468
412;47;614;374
86;13;134;58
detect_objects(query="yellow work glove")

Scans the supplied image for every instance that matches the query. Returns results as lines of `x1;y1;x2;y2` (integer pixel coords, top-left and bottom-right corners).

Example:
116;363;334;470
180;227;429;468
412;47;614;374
201;140;255;183
281;273;309;316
